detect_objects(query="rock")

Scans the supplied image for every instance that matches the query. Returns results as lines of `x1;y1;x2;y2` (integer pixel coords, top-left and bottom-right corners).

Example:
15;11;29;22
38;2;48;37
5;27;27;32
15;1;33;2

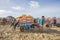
0;33;3;39
0;25;60;40
42;35;45;38
34;33;38;36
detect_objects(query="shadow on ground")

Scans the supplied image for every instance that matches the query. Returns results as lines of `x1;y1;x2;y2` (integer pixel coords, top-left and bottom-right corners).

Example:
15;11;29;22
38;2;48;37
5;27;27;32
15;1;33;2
0;25;60;35
18;28;60;35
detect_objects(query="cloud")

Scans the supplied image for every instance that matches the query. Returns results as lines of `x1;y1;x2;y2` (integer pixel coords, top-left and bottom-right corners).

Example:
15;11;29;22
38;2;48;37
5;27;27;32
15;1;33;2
31;6;60;14
40;7;60;13
11;6;25;11
0;10;12;14
29;1;40;8
26;6;60;18
0;0;10;4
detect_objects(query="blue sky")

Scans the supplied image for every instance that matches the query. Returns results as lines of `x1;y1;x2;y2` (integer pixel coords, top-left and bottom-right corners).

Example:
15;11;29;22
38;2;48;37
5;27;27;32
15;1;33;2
0;0;60;18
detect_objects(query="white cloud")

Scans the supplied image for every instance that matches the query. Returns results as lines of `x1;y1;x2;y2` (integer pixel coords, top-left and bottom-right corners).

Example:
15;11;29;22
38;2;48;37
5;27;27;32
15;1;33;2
31;6;60;14
40;7;60;13
29;1;40;8
11;6;25;11
0;10;12;14
26;6;60;18
0;0;10;4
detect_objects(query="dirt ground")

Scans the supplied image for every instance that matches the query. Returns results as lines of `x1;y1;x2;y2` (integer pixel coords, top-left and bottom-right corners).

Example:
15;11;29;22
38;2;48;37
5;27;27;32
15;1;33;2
0;25;60;40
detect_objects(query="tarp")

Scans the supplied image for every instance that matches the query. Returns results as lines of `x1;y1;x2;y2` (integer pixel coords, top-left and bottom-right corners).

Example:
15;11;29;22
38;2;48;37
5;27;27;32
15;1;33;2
16;15;33;23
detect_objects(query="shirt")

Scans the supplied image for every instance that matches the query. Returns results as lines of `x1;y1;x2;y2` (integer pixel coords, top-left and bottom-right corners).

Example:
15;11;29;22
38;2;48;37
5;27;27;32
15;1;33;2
39;19;45;25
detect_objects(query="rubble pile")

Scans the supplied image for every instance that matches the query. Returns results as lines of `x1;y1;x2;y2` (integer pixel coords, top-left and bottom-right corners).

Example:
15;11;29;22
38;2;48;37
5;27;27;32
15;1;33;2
0;25;60;40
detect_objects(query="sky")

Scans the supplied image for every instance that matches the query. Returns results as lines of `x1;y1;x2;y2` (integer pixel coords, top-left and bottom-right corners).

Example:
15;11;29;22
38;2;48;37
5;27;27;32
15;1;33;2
0;0;60;18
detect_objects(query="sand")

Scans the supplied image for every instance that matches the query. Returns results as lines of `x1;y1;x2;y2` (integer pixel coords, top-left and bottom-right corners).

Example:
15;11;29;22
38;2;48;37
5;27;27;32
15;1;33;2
0;25;60;40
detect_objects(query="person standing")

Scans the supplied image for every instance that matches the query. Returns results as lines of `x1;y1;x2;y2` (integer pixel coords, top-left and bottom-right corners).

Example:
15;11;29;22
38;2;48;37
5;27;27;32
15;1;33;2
26;21;31;31
53;17;57;26
39;16;45;32
46;18;51;27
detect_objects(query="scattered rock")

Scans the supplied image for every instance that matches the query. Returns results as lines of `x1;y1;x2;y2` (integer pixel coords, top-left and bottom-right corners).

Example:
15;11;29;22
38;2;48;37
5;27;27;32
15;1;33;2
0;25;60;40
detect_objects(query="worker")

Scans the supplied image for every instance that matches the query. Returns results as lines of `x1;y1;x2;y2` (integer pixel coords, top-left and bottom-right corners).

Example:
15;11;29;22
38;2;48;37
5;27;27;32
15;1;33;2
46;18;51;27
20;21;24;32
39;16;45;32
26;21;31;31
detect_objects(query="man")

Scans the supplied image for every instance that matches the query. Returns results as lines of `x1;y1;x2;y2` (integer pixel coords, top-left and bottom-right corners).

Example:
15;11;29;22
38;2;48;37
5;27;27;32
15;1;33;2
39;16;45;32
53;17;57;26
20;22;24;32
26;21;31;31
46;18;51;27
